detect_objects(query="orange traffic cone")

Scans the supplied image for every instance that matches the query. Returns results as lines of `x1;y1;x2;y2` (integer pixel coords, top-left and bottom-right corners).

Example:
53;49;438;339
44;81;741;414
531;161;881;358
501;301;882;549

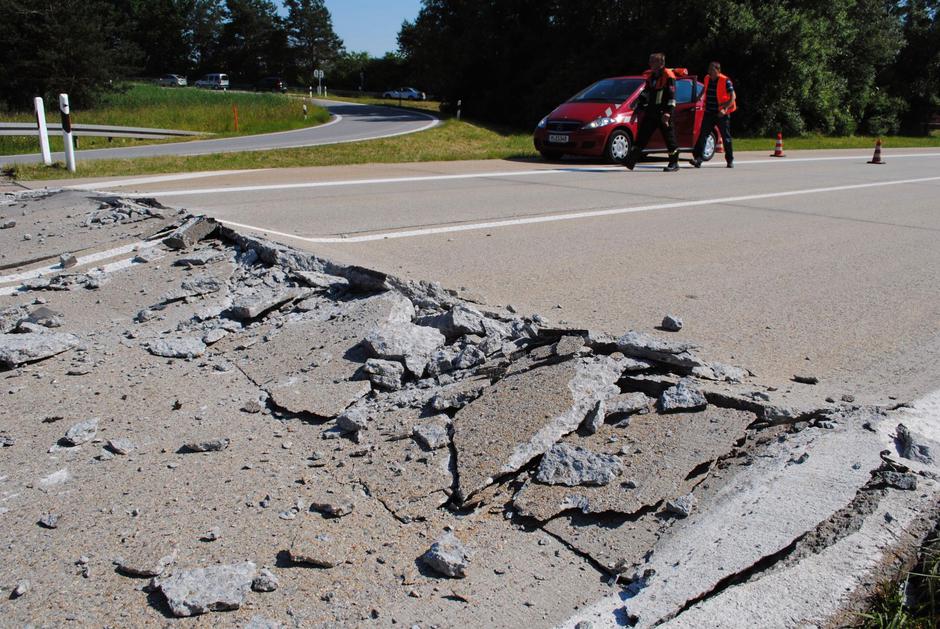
868;138;885;164
770;133;785;157
716;133;724;154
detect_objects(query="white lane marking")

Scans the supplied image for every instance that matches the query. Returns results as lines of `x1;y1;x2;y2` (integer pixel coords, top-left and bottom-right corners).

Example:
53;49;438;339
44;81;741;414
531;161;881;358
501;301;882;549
216;175;940;244
117;152;940;198
66;169;272;190
0;240;155;285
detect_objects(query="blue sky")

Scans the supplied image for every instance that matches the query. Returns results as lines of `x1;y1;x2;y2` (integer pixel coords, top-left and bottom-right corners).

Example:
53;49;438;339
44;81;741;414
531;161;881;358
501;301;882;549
321;1;423;57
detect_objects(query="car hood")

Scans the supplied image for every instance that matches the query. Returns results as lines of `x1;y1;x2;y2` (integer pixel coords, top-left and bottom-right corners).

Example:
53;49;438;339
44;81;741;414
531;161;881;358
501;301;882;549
549;101;629;123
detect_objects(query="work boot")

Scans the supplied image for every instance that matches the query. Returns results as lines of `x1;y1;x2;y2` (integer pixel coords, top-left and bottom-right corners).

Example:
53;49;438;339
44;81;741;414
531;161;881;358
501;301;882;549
663;156;680;172
689;158;702;168
623;150;638;171
726;161;734;169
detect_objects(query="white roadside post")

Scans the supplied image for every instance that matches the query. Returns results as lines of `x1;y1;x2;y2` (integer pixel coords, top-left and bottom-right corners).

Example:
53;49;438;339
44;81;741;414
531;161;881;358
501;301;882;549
33;97;52;165
58;93;76;173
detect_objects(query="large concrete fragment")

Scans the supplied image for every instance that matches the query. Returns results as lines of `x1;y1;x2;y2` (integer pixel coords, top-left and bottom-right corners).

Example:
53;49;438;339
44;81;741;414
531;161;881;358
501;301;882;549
154;562;256;617
452;356;622;503
163;216;218;250
363;321;446;377
562;419;885;628
514;408;754;521
616;330;704;369
239;293;412;418
415;304;487;339
544;511;665;575
0;332;79;368
228;287;306;320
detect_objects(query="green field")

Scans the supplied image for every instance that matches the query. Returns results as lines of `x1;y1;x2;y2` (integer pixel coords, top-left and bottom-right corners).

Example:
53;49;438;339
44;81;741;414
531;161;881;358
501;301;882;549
0;83;328;155
5;91;939;181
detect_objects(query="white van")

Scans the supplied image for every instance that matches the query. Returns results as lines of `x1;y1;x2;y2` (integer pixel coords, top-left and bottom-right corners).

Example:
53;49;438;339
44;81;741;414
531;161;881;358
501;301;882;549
194;73;229;90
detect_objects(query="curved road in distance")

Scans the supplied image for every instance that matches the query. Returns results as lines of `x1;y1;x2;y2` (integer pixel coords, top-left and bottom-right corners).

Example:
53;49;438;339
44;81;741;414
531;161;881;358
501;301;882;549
1;99;439;165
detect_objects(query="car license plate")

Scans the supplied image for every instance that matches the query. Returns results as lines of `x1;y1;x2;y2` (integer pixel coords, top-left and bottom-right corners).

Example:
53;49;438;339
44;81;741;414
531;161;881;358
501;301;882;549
548;134;569;144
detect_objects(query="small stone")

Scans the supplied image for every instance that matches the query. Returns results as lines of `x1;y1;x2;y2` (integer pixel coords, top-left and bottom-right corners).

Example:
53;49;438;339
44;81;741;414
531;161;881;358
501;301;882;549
420;532;470;578
182;438;230;453
412;417;450;450
363;358;406;391
659;379;707;413
841;394;856;403
201;527;221;542
252;568;279;592
147;337;206;359
59;253;78;269
289;533;340;568
202;329;228;345
309;493;354;518
240;399;264;414
38;513;60;529
877;471;918;491
336;408;369;434
62;417;98;446
12;580;29;598
661;314;683;332
106;438;135;455
895;423;934;465
575;622;594;629
665;493;696;518
792;374;819;385
0;220;16;229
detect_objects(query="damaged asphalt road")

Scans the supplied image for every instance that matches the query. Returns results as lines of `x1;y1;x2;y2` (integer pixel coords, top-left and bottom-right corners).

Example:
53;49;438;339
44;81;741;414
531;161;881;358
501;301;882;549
0;190;939;627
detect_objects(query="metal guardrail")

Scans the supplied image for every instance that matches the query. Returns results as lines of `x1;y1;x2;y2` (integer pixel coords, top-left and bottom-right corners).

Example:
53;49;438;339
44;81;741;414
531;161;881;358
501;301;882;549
0;122;210;139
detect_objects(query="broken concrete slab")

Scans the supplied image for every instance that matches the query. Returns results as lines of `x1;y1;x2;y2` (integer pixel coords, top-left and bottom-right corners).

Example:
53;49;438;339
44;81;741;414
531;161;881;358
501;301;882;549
543;510;665;575
173;249;226;267
163;216;218;250
412;415;451;450
416;304;487;339
228;287;305;320
114;544;178;578
658;379;708;413
0;332;79;368
363;358;405;391
513;408;754;521
452;356;622;504
154;561;256;617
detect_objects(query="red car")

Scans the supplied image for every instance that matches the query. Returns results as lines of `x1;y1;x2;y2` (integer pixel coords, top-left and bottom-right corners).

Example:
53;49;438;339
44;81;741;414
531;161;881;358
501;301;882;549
533;73;719;163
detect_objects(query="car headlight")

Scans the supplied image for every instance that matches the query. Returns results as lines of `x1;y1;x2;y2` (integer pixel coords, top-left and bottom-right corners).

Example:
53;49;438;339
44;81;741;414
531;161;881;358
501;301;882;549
582;116;615;130
537;116;549;129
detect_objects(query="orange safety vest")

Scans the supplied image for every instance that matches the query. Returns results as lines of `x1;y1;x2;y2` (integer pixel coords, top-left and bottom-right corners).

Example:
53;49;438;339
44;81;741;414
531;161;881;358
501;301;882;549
704;73;737;114
643;67;677;90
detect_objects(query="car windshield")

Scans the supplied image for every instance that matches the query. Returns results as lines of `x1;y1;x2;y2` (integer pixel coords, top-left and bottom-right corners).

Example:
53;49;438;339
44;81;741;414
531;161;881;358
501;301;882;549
569;78;644;104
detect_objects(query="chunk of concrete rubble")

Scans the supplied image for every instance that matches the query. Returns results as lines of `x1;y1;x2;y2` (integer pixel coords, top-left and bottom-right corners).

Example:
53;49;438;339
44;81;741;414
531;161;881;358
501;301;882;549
1;220;16;229
416;304;487;339
607;392;652;419
154;561;256;617
38;513;61;529
182;438;230;453
334;265;389;292
163;216;218;250
202;328;228;345
692;362;749;383
244;615;282;629
173;249;225;267
181;275;225;296
18;306;63;328
421;532;470;578
251;568;278;592
133;247;166;264
659;379;707;413
665;493;696;518
11;580;29;598
292;270;349;290
289;533;341;568
309;493;355;517
336;408;369;434
661;314;683;332
513;408;753;521
106;438;135;455
363;358;405;391
62;418;98;446
147;337;206;359
115;546;177;577
616;330;703;369
582;400;606;434
363;321;446;377
536;443;622;486
875;470;917;490
412;416;450;450
452;356;622;503
895;423;934;465
554;335;586;357
0;332;79;368
59;253;78;269
229;288;305;320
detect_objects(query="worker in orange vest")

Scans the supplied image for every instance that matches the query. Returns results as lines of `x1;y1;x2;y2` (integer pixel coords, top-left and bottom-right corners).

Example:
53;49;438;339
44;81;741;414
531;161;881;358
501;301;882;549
625;52;681;173
690;61;736;168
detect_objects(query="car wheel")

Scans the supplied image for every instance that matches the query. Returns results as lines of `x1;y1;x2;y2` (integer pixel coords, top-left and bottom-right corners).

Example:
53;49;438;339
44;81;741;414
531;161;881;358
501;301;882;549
701;131;718;162
604;129;632;163
540;150;563;161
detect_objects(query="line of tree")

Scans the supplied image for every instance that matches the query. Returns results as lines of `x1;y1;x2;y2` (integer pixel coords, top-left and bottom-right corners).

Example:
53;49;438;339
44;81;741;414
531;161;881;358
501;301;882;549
398;0;940;135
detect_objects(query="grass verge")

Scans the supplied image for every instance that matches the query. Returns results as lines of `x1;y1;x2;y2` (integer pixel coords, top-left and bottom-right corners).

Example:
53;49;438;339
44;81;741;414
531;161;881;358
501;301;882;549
1;83;328;155
860;533;940;628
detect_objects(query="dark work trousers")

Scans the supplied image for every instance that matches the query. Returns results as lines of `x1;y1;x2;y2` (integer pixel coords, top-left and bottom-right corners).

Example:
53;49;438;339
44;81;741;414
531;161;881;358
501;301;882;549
694;112;734;163
625;109;679;166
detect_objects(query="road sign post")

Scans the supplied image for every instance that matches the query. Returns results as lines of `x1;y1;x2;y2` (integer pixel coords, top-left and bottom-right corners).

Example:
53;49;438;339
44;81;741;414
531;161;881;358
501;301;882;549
58;93;76;172
34;97;52;165
314;69;324;96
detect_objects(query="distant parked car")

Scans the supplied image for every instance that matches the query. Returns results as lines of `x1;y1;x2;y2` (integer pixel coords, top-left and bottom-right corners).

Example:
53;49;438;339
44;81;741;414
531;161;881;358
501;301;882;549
382;87;426;100
257;77;288;93
156;74;187;87
194;73;229;90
